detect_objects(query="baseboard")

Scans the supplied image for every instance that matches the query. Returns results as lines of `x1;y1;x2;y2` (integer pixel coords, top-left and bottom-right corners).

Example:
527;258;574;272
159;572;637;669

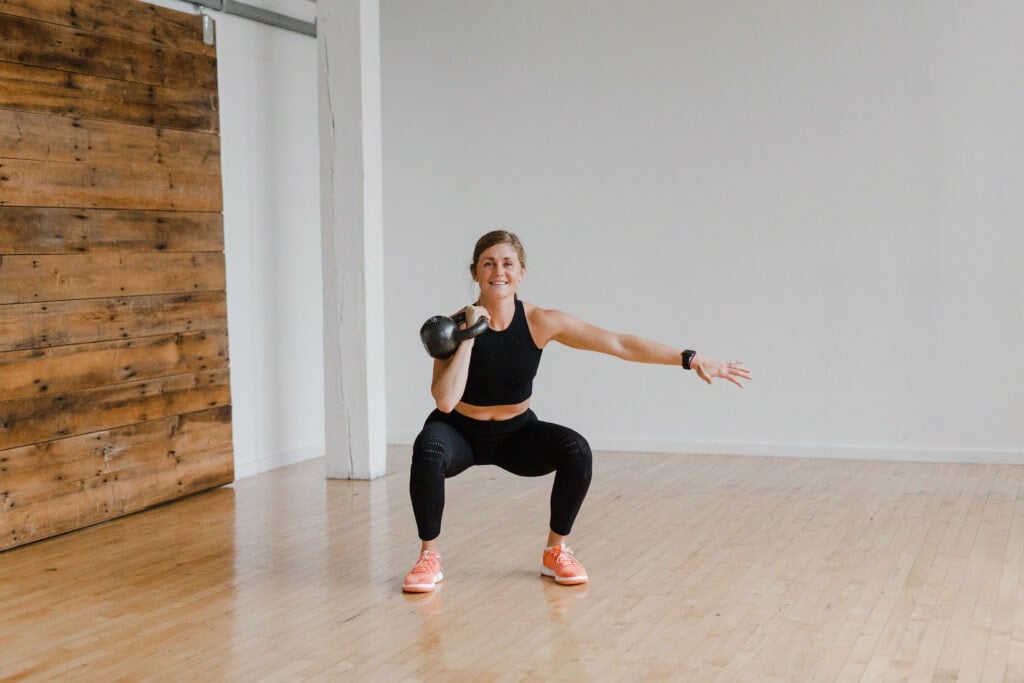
234;442;325;479
587;438;1024;465
387;432;1024;465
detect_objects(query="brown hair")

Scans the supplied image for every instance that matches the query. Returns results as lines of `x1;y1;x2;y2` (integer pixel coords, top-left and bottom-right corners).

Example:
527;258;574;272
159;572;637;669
470;230;526;276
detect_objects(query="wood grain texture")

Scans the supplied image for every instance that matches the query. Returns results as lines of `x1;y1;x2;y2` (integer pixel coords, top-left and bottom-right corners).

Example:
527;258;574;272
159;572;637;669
0;252;226;304
3;445;233;547
0;157;222;211
0;291;228;351
0;60;218;132
0;109;220;173
0;367;231;450
0;11;217;92
0;0;216;57
1;407;231;487
0;330;229;401
0;207;223;255
0;0;230;551
0;290;226;352
4;452;1024;680
1;411;232;513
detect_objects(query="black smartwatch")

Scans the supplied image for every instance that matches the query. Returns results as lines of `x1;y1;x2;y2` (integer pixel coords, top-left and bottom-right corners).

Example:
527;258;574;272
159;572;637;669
681;349;696;370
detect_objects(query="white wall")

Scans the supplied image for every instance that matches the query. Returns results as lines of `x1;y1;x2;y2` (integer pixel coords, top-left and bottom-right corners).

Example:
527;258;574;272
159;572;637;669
145;0;324;478
382;1;1024;463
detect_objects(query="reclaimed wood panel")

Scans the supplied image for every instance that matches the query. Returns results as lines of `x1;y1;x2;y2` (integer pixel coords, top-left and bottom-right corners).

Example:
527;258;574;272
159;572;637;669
0;292;227;351
1;408;231;497
0;158;222;211
0;0;230;551
3;409;231;483
0;331;229;401
3;443;233;547
0;368;231;451
0;109;220;173
0;252;225;304
5;444;232;516
0;0;216;57
0;11;217;92
0;61;218;133
0;207;223;255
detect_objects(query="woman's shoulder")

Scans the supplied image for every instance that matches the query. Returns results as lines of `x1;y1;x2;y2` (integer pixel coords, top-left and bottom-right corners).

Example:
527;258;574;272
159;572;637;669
522;300;550;320
523;301;574;336
522;301;554;348
523;301;573;317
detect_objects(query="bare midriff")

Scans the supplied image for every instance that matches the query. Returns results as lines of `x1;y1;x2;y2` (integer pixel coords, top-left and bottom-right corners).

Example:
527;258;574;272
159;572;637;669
454;398;531;422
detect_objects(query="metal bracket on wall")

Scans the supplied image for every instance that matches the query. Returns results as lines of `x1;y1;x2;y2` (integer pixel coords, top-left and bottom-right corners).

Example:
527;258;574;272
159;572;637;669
189;0;316;37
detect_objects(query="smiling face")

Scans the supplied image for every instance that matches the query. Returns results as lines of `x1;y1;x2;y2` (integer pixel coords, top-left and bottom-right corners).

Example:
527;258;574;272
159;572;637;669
471;242;525;300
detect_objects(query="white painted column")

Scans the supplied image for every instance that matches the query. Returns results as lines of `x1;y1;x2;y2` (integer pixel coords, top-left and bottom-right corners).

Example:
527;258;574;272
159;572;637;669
317;0;387;479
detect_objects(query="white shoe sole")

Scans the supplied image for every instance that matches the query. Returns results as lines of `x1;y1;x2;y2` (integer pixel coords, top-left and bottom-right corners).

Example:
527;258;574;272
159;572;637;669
403;571;443;593
540;566;588;585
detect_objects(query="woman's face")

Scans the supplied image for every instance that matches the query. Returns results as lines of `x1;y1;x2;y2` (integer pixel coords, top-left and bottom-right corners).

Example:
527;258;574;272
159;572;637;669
473;243;524;299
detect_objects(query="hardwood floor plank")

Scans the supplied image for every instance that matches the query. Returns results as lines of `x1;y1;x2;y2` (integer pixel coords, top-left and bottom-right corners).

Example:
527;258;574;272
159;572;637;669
2;451;1024;681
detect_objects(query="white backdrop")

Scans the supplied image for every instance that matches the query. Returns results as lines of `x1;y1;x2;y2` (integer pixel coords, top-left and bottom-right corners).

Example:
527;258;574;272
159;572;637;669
382;1;1024;462
140;1;1023;472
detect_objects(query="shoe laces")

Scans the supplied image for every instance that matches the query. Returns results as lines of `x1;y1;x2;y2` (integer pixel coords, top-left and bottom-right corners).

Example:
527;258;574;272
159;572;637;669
554;546;581;568
412;551;438;574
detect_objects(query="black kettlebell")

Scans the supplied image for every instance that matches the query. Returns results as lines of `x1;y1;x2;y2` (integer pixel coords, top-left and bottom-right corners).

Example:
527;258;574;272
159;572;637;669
420;310;489;359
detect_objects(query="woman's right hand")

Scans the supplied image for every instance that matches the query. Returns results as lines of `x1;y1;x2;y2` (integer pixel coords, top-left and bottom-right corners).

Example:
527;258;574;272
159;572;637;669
461;304;489;329
432;305;486;412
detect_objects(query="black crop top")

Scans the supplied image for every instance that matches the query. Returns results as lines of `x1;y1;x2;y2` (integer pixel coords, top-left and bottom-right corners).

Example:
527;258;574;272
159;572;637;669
460;299;543;406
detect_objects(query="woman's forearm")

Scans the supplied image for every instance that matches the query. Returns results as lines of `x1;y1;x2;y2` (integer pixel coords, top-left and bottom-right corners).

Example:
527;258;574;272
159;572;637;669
430;339;475;412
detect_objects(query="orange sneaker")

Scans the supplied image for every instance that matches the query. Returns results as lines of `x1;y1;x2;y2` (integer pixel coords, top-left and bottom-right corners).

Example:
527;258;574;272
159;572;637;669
541;544;588;585
403;550;443;593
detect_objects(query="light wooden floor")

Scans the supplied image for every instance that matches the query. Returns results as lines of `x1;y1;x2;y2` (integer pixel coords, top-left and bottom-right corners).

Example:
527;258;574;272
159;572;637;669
2;448;1024;682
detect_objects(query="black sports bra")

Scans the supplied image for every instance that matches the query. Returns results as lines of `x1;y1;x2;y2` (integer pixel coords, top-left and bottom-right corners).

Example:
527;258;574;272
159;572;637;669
460;299;543;406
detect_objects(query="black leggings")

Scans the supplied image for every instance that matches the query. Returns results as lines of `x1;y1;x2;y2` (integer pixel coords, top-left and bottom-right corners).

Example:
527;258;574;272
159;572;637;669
410;409;593;541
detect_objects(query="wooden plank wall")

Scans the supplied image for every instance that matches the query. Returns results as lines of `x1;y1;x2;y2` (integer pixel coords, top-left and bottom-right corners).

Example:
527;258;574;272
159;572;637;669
0;0;233;551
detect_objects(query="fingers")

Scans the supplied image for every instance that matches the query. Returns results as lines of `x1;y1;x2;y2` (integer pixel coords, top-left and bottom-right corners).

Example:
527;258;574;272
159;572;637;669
463;304;489;326
695;358;751;388
703;360;751;388
725;360;752;381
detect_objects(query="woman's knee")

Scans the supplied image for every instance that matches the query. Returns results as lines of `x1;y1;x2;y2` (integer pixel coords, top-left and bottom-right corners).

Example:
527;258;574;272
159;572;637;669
412;424;453;470
559;431;592;477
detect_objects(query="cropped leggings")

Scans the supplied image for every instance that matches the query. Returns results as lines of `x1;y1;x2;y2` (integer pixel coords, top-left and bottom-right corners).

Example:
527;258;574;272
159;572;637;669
410;408;593;541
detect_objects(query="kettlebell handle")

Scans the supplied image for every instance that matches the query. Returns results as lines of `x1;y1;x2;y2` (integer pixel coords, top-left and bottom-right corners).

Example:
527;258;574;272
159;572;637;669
451;311;490;342
419;310;490;359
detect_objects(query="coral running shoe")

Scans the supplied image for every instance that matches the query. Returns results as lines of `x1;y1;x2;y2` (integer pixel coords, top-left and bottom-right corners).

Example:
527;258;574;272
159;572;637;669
541;544;588;585
403;550;443;593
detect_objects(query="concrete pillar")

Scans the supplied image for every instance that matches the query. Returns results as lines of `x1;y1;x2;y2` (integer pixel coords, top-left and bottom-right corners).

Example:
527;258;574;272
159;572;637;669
317;0;386;479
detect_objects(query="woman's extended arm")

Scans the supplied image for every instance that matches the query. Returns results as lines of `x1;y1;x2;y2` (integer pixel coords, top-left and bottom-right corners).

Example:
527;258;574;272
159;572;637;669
529;306;750;388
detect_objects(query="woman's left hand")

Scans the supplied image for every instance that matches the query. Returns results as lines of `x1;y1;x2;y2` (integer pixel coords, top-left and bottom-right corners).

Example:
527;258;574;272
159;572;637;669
692;355;751;388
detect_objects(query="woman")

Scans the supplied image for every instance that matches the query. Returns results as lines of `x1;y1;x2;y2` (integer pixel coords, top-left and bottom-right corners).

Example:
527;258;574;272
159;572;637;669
404;231;750;593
